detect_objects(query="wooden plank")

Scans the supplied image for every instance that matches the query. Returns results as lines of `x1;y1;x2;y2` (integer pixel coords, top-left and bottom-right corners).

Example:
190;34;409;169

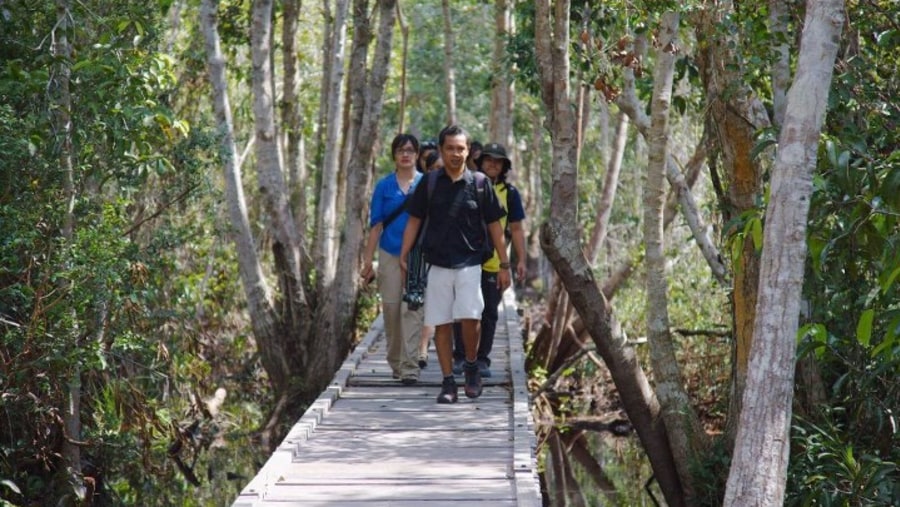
232;295;540;506
295;429;509;453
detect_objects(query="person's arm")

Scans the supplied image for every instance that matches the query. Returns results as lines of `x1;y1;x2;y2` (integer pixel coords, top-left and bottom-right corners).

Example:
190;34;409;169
399;216;422;273
487;220;511;291
509;220;527;283
360;223;382;284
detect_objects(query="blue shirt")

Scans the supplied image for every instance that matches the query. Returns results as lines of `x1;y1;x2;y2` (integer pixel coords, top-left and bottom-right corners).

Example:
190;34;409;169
369;171;423;256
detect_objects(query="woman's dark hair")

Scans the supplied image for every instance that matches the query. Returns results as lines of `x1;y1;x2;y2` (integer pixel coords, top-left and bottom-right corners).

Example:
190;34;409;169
424;152;441;171
391;133;419;156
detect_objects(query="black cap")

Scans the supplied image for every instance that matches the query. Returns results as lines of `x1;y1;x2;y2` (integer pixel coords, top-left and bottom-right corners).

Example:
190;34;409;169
477;142;511;172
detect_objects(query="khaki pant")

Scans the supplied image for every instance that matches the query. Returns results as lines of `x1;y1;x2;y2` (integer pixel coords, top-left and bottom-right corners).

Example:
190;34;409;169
378;248;423;378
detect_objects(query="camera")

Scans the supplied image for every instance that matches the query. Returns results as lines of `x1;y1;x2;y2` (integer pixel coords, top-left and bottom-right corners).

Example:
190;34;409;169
403;290;424;311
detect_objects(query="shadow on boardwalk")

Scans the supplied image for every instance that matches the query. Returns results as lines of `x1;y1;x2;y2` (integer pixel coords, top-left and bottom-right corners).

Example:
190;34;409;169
233;290;541;507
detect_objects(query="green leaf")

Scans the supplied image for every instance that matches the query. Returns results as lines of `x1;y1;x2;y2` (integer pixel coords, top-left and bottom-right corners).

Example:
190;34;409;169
1;479;21;494
751;217;763;252
880;265;900;296
856;308;874;347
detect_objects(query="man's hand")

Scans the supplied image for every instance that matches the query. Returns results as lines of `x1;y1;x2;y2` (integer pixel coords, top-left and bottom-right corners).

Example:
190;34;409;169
515;259;526;284
497;267;511;292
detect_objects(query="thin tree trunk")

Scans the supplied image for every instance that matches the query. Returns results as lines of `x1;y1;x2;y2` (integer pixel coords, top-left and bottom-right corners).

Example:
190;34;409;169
315;0;350;287
586;112;628;264
616;41;727;285
725;1;844;504
396;2;409;133
440;0;457;125
769;0;792;128
282;0;309;239
327;0;398;359
52;0;83;493
643;12;706;501
489;0;513;148
201;0;284;398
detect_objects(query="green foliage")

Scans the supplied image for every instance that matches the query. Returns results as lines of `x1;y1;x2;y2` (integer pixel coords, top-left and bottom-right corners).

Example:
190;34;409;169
0;1;265;505
792;5;900;503
787;413;899;507
689;436;731;507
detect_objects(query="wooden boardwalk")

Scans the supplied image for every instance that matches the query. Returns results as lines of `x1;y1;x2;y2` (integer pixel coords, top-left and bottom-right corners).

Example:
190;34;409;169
233;290;542;506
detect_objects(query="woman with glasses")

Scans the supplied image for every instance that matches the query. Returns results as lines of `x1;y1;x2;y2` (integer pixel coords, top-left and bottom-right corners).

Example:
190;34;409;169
360;134;425;385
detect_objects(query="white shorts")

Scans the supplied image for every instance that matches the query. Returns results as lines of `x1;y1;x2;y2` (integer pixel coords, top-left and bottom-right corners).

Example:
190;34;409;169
424;264;484;326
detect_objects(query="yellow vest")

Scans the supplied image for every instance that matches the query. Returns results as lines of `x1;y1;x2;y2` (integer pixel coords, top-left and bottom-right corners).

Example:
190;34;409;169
483;182;508;273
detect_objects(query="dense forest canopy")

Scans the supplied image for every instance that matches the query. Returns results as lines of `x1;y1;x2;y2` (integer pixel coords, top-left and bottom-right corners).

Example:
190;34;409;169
1;0;897;505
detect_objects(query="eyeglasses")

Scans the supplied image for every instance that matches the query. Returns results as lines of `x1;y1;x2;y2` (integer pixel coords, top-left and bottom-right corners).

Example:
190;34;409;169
396;148;417;155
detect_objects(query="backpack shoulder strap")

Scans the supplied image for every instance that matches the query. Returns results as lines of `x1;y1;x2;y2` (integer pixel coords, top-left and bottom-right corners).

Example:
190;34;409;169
472;171;490;212
426;168;441;202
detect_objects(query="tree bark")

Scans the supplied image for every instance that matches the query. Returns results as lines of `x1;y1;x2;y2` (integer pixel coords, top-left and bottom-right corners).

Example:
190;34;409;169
395;2;409;133
440;0;457;125
489;0;513;149
724;1;844;504
616;42;726;286
769;0;792;128
282;0;309;236
585;112;627;264
52;0;83;493
315;0;350;287
327;0;398;361
643;13;707;501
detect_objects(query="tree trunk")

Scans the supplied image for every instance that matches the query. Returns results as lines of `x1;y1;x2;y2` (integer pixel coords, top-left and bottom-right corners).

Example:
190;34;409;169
616;37;726;286
315;0;350;287
724;1;844;504
53;0;83;494
769;0;791;128
489;0;513;149
586;112;628;264
282;0;309;236
533;2;685;505
201;0;299;441
643;12;706;501
326;0;398;360
440;0;457;125
396;2;409;133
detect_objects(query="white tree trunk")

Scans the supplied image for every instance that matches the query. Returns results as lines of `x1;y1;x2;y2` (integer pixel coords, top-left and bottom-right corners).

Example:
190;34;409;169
53;0;83;492
489;0;513;149
643;13;708;500
201;0;284;388
724;1;844;504
326;0;398;363
440;0;457;125
315;0;349;286
282;0;309;235
616;56;727;285
586;112;627;264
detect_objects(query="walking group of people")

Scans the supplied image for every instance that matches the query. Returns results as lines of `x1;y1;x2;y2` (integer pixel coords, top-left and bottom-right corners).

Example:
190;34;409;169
360;124;527;404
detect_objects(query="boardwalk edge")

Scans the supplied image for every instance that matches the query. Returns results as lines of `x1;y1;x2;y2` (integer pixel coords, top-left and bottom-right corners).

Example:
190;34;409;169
232;315;384;506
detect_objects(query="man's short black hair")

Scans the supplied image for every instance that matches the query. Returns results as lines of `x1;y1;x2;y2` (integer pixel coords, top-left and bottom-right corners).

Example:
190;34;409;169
438;124;471;147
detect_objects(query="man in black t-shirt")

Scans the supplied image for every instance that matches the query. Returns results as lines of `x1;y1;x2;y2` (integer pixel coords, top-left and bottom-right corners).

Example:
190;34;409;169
400;125;511;404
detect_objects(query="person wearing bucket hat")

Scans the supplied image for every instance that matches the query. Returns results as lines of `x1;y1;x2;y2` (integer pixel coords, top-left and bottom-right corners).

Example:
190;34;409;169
452;141;527;378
